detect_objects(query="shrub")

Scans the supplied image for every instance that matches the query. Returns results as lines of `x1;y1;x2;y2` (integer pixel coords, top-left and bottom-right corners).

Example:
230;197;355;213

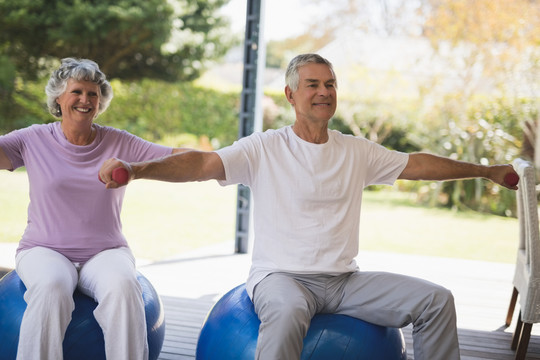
409;95;525;216
1;78;241;148
97;79;240;147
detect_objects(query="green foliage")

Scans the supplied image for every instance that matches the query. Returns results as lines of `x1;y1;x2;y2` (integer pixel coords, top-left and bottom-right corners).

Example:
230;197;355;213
0;56;16;94
0;0;237;133
96;79;240;147
0;0;235;81
407;95;525;216
0;56;18;131
336;96;424;153
1;77;240;147
0;77;51;133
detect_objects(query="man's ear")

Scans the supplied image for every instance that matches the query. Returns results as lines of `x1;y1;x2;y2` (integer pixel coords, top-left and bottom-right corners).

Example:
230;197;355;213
285;86;294;105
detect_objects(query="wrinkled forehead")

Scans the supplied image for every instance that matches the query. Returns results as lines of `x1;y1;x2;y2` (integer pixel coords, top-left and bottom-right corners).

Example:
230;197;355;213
65;78;100;90
60;78;101;99
298;63;337;83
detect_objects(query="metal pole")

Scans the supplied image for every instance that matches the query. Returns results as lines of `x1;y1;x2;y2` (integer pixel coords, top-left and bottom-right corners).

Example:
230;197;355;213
234;0;265;254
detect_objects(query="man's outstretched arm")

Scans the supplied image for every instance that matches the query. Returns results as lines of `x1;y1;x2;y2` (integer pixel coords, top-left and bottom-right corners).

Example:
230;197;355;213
399;153;519;190
99;150;225;189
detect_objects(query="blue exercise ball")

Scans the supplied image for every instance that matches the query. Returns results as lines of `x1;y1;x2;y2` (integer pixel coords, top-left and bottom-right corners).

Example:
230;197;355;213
0;270;165;360
196;284;407;360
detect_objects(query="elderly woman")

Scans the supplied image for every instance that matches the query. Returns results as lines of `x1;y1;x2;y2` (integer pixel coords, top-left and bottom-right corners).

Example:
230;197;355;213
0;58;183;360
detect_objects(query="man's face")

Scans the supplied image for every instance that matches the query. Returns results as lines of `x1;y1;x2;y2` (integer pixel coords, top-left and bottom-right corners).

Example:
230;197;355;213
286;63;337;125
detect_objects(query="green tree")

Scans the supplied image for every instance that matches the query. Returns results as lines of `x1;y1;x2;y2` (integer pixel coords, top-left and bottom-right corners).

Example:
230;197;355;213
0;0;235;81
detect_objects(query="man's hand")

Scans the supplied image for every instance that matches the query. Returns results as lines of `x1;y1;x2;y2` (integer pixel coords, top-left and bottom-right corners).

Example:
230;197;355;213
98;158;133;189
488;164;519;190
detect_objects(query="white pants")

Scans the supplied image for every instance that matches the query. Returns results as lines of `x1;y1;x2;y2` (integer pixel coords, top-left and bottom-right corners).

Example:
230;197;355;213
15;246;149;360
253;271;460;360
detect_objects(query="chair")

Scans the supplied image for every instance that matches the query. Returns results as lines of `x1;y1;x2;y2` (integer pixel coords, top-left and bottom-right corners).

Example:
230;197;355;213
506;158;540;360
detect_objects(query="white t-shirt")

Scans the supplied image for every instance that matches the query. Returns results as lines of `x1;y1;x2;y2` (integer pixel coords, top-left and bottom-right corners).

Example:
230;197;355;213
217;126;409;298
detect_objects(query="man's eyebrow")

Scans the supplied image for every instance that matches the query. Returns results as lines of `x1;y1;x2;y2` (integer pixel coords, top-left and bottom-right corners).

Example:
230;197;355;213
303;78;335;84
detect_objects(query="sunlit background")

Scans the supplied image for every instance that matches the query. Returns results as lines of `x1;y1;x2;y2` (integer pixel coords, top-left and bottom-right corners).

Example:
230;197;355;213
0;0;539;261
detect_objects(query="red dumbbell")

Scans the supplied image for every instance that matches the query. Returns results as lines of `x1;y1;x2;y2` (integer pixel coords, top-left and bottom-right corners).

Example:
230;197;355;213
98;167;129;185
504;173;519;187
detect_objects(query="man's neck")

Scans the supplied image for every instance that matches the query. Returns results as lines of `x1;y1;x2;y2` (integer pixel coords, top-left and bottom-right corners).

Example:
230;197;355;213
292;121;329;144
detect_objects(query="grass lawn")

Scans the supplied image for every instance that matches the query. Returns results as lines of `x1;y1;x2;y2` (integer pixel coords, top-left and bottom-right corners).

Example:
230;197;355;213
0;170;519;263
360;189;518;263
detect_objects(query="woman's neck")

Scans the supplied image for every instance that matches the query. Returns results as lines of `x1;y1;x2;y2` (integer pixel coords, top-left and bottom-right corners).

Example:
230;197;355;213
61;122;95;146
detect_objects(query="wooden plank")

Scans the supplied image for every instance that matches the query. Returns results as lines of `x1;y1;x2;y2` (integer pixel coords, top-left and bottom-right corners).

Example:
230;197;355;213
156;293;540;360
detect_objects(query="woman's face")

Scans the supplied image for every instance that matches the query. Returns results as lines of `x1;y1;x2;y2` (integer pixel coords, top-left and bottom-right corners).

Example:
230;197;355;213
56;78;100;123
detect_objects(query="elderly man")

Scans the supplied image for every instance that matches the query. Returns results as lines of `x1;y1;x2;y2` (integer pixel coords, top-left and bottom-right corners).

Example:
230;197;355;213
100;53;517;360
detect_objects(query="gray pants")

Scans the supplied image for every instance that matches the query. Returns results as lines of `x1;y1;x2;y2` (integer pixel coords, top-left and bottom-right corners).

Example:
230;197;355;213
252;271;460;360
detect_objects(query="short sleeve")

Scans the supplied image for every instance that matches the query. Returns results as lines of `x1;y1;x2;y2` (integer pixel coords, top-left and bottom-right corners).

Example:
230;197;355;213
0;127;33;170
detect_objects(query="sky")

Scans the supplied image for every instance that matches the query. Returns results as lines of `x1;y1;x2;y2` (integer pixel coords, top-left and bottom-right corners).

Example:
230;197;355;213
220;0;322;41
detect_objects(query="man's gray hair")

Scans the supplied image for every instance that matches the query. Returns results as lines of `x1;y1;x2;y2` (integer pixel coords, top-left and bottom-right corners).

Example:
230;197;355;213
285;53;337;91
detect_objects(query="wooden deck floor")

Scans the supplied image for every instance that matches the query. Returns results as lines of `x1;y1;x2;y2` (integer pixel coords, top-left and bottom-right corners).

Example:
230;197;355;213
3;243;540;359
137;244;540;360
157;295;540;360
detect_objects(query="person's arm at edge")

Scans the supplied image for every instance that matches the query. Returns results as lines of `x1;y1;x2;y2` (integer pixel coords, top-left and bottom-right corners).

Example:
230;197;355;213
0;146;13;171
398;152;518;190
99;149;225;189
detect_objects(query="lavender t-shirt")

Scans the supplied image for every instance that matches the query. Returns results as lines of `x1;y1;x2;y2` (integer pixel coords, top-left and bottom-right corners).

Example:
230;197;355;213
0;122;172;263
